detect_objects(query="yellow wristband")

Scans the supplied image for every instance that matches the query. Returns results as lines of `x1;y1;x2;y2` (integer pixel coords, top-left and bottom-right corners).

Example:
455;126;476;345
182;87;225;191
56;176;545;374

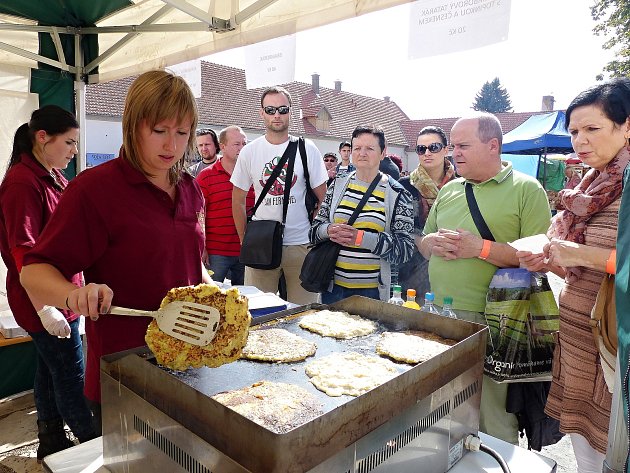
479;239;492;260
355;230;364;246
606;249;616;275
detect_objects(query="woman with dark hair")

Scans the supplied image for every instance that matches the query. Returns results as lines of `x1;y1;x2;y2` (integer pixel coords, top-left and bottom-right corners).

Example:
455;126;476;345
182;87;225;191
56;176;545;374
398;126;456;300
518;77;630;473
20;70;213;432
0;105;96;459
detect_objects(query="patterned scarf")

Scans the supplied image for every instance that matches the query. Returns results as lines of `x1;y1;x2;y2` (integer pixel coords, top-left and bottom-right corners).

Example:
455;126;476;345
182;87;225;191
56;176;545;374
548;145;630;282
409;159;456;209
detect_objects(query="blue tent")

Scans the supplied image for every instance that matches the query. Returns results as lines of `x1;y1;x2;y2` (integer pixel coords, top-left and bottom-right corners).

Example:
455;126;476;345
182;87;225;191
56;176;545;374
502;111;573;155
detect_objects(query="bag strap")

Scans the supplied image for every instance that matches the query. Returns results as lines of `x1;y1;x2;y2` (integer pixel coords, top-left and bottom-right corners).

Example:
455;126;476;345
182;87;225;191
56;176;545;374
299;137;313;192
464;182;496;242
249;138;298;219
280;141;297;225
347;173;382;225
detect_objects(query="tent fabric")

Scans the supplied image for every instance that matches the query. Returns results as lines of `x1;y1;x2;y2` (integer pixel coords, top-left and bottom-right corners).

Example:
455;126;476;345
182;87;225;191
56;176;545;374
0;1;413;85
502;111;574;156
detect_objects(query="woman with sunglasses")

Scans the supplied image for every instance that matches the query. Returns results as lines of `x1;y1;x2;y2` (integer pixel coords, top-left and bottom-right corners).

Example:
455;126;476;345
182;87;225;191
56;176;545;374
398;126;456;300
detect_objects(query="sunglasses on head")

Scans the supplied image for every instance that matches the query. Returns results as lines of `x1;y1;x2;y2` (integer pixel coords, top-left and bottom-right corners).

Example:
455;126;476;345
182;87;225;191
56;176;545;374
263;105;290;115
416;142;446;155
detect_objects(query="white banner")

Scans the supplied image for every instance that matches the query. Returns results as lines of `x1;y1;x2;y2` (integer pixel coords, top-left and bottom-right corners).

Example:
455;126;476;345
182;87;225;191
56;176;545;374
168;59;202;98
408;0;511;58
244;35;296;89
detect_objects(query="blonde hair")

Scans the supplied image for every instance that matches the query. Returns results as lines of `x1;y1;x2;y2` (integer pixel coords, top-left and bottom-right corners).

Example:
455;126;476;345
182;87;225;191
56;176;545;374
122;70;198;185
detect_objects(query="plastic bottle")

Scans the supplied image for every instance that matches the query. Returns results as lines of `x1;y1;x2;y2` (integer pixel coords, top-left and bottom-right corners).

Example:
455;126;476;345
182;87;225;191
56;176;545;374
388;285;404;306
402;289;421;310
421;292;441;314
440;296;458;319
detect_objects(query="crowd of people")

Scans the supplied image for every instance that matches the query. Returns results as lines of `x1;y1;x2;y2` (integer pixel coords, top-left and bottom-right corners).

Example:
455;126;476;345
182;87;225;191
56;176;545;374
0;68;629;473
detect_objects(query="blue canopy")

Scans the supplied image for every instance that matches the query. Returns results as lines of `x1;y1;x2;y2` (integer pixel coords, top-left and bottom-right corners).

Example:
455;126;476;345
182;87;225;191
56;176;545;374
502;111;574;155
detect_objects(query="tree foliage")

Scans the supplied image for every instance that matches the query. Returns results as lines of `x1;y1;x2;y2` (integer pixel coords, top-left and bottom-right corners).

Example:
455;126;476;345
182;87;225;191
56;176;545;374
472;78;513;113
591;0;630;80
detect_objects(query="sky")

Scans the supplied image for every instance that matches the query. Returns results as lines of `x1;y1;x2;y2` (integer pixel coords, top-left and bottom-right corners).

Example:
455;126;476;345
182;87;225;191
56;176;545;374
205;0;615;120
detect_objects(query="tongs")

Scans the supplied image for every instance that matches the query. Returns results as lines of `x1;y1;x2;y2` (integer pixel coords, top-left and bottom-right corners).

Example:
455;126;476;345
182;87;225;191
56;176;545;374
109;301;220;346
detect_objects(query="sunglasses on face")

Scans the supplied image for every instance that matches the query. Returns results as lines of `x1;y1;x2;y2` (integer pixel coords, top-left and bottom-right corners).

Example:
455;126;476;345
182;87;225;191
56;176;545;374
323;158;337;162
416;142;446;155
263;105;290;115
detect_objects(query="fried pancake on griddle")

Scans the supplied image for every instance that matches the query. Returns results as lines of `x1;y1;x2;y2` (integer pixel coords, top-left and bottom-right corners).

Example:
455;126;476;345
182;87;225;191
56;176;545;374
376;331;457;365
298;310;377;339
241;328;316;362
145;283;251;370
212;381;323;434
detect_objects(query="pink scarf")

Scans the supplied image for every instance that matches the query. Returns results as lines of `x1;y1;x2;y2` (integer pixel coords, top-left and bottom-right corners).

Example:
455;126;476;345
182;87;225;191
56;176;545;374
548;146;630;282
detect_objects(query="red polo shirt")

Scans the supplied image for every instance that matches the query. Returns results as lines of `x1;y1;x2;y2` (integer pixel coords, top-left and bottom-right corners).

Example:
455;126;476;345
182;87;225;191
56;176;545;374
24;156;205;402
196;159;254;256
0;153;81;333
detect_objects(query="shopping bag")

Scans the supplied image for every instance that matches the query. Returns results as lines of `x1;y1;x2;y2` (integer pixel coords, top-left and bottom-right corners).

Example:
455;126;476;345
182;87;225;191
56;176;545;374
484;268;559;383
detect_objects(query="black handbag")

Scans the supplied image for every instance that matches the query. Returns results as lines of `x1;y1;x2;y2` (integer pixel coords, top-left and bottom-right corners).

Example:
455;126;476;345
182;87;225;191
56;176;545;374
299;137;319;223
239;139;297;270
300;173;382;292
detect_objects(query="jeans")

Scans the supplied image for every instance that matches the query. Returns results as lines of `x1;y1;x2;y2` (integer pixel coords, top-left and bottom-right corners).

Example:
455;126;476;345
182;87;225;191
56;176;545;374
28;318;95;441
208;255;245;285
322;284;380;304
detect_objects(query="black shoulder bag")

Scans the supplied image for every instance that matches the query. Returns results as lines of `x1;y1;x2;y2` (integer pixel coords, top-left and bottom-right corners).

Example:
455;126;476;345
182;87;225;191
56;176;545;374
239;139;298;270
299;137;319;223
300;173;382;293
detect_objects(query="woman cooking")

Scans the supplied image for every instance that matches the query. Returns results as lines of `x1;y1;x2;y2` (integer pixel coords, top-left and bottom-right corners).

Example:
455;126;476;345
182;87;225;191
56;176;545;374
398;126;456;299
0;105;96;458
21;70;212;433
517;78;630;473
309;125;414;304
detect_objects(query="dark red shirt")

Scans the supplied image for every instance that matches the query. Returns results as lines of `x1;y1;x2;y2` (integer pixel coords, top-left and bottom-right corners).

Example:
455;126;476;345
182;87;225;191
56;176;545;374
196;159;254;256
24;157;205;402
0;153;81;332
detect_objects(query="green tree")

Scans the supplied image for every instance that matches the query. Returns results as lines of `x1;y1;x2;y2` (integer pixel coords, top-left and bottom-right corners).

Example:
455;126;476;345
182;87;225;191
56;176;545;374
592;0;630;80
472;78;513;113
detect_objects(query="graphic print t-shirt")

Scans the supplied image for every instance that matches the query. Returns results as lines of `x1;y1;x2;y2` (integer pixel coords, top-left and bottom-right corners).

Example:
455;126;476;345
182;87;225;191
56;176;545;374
231;136;326;245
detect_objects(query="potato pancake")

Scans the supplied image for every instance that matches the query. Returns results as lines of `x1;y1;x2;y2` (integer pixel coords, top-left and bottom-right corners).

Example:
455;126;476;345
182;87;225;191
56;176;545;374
304;351;399;397
212;381;323;434
376;331;457;365
241;328;316;362
145;283;251;371
298;310;377;339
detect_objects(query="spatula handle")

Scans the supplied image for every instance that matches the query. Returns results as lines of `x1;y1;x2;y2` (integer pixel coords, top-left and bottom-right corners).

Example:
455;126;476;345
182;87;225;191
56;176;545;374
108;306;154;318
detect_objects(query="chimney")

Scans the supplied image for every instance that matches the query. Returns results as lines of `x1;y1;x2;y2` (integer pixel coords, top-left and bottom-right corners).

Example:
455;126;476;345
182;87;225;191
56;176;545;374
311;73;320;94
334;80;342;92
541;95;555;111
384;96;390;103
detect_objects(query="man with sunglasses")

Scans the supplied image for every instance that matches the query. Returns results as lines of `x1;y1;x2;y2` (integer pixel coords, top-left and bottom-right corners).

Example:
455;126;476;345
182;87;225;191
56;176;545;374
323;152;338;185
231;86;327;304
417;112;551;446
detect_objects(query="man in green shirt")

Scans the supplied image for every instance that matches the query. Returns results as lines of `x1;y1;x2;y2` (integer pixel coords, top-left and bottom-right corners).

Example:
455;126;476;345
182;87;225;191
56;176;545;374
418;112;551;444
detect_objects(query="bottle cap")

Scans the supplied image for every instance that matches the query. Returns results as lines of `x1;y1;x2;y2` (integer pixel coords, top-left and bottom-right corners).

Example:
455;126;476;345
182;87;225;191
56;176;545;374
393;285;402;292
407;289;416;297
443;296;453;305
425;292;434;301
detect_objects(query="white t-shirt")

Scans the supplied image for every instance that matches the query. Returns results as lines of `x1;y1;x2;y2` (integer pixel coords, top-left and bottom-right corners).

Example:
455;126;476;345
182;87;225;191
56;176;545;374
231;135;326;245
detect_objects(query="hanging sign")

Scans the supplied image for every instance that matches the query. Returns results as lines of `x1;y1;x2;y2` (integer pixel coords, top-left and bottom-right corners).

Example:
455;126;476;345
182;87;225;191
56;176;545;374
168;59;202;98
409;0;511;58
244;35;296;89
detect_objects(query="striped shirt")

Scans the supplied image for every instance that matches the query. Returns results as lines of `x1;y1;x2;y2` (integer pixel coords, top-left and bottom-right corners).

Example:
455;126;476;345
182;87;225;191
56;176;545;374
196;159;254;256
333;177;386;288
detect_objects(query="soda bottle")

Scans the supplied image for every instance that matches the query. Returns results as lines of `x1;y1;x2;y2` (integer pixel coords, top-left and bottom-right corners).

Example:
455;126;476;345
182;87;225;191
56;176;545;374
388;285;404;305
440;296;458;319
402;289;421;310
421;292;441;314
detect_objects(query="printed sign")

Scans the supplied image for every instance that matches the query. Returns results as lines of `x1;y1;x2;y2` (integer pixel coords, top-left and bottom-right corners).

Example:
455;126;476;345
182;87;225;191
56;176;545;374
86;153;115;168
168;59;202;98
408;0;511;58
244;35;296;89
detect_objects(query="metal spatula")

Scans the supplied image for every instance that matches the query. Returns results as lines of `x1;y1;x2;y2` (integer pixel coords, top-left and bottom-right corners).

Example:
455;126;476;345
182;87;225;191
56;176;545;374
109;302;220;346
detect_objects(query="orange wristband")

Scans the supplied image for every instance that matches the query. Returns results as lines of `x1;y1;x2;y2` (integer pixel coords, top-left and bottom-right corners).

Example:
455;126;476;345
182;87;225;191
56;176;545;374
479;239;492;260
606;249;616;275
355;230;364;246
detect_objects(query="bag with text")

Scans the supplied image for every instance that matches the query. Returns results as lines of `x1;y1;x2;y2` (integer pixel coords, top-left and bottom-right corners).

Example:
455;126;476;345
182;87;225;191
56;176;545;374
484;268;559;383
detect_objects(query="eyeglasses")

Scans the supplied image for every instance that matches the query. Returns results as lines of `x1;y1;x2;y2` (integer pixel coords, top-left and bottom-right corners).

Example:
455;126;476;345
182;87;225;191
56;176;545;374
416;142;446;155
263;105;290;115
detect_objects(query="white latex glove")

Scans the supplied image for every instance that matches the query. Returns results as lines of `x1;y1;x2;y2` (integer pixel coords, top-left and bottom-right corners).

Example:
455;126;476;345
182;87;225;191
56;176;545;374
37;306;71;338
